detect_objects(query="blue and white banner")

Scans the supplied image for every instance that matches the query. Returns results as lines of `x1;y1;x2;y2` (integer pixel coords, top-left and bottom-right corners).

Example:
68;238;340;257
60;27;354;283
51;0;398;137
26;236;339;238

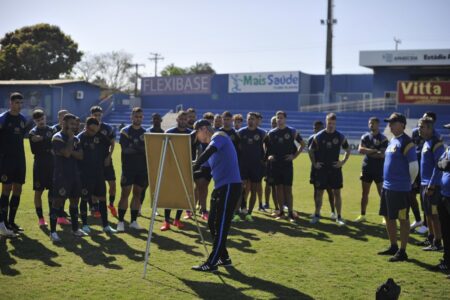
228;72;299;93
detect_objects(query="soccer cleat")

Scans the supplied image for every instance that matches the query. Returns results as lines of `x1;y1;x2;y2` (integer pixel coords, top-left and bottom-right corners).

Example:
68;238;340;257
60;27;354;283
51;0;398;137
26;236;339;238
108;204;118;218
93;211;101;219
116;221;125;232
50;232;61;242
160;221;171;231
201;212;209;221
0;222;17;237
82;225;91;234
130;221;142;230
389;250;408;262
416;225;428;235
192;262;218;272
245;214;254;222
432;260;449;272
336;219;346;226
354;215;366;223
410;220;423;230
275;213;285;220
416;238;431;247
258;205;267;212
57;217;71;225
310;216;320;224
9;223;24;232
38;218;48;227
232;215;242;222
272;210;281;217
184;211;193;220
215;258;233;267
73;229;88;237
378;245;399;256
423;244;443;252
330;212;337;220
103;225;117;234
263;204;270;210
173;219;184;229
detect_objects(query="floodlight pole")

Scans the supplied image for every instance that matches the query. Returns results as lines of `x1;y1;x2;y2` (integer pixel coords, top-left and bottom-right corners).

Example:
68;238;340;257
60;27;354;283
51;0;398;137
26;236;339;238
321;0;337;104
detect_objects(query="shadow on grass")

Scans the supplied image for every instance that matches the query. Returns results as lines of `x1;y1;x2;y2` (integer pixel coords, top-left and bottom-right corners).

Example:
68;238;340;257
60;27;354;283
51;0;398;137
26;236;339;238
0;236;20;276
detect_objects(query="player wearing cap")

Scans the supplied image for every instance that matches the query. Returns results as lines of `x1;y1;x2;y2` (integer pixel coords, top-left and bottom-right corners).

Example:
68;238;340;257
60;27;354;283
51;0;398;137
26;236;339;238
192;120;241;272
0;93;27;236
418;117;444;251
355;117;388;222
309;113;350;226
378;113;418;262
307;120;336;219
160;111;192;231
266;111;305;223
116;107;147;232
29;109;54;227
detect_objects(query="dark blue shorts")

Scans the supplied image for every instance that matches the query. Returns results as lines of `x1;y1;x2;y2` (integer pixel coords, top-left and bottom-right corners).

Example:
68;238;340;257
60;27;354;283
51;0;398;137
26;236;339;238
52;175;81;199
360;165;383;184
379;188;410;220
33;158;53;191
240;161;264;183
121;169;148;188
0;155;26;185
104;163;116;181
271;163;293;186
81;175;107;198
314;167;343;190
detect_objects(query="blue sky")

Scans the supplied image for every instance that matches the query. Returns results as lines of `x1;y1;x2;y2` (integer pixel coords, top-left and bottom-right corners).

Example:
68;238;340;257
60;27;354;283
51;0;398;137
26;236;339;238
1;0;449;76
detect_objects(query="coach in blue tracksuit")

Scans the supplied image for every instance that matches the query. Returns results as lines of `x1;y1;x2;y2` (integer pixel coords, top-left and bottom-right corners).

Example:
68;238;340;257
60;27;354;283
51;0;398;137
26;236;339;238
191;119;241;272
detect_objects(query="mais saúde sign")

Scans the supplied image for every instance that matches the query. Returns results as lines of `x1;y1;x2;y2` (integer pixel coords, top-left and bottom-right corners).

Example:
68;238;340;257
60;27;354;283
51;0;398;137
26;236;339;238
397;81;450;104
228;72;299;93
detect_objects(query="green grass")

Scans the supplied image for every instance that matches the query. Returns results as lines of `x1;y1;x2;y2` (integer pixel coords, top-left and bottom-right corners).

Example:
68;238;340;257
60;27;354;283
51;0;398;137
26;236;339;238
1;144;449;299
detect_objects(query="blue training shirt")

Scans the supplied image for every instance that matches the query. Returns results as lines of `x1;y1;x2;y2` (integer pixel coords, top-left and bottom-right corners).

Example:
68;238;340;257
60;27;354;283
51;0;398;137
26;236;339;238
208;132;241;189
440;147;450;197
383;133;417;191
420;135;445;186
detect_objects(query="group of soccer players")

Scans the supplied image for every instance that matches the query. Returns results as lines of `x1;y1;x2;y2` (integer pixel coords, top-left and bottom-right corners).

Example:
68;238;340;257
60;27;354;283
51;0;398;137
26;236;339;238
1;92;449;277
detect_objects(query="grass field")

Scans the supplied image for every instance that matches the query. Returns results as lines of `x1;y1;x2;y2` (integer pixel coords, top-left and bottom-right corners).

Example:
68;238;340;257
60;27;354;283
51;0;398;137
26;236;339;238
1;143;449;299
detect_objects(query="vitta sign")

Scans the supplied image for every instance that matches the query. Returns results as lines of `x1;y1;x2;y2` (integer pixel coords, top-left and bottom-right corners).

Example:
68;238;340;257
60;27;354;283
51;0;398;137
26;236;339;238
228;72;299;93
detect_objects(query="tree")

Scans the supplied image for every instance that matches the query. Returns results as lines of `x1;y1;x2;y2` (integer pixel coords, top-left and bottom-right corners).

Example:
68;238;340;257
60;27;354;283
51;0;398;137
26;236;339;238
160;62;215;76
160;63;187;77
72;51;134;92
0;23;82;80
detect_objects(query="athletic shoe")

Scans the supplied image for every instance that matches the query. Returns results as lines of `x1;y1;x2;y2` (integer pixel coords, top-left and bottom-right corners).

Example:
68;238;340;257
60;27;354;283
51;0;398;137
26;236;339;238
258;205;267;212
8;223;24;232
336;219;346;226
330;212;337;220
245;214;254;222
73;229;88;237
272;210;281;217
240;208;248;214
160;221;170;231
50;232;61;242
416;238;431;247
201;212;209;221
263;204;270;210
354;215;366;223
130;221;142;230
389;250;408;262
57;217;71;225
38;218;48;226
184;210;193;220
103;225;117;234
423;244;443;251
0;222;16;237
283;205;288;212
116;221;125;232
310;216;320;224
232;215;242;222
433;260;449;272
275;214;285;220
377;245;399;256
288;216;296;223
192;262;218;272
93;211;101;219
82;225;91;234
108;204;118;217
173;220;184;229
410;220;423;230
216;258;233;267
416;225;428;234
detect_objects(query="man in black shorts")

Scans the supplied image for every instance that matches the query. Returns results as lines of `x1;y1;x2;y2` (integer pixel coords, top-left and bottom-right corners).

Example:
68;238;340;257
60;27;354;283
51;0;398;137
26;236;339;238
116;107;148;232
265;111;305;223
29;109;54;227
77;117;117;234
0;92;27;234
355;117;388;222
50;114;87;242
308;120;336;219
309;113;350;226
90;106;118;218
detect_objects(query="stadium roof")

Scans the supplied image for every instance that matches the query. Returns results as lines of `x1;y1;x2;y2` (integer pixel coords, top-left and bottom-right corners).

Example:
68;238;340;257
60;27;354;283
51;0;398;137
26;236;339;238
0;79;99;86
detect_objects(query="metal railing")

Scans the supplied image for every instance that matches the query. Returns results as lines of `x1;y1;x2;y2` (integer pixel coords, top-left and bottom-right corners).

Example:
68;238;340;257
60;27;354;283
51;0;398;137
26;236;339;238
299;97;397;112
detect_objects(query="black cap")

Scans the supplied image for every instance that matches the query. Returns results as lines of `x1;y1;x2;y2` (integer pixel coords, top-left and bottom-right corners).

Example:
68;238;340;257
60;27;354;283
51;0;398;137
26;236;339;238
192;119;213;135
10;92;23;101
384;112;406;124
444;124;450;129
151;113;161;118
